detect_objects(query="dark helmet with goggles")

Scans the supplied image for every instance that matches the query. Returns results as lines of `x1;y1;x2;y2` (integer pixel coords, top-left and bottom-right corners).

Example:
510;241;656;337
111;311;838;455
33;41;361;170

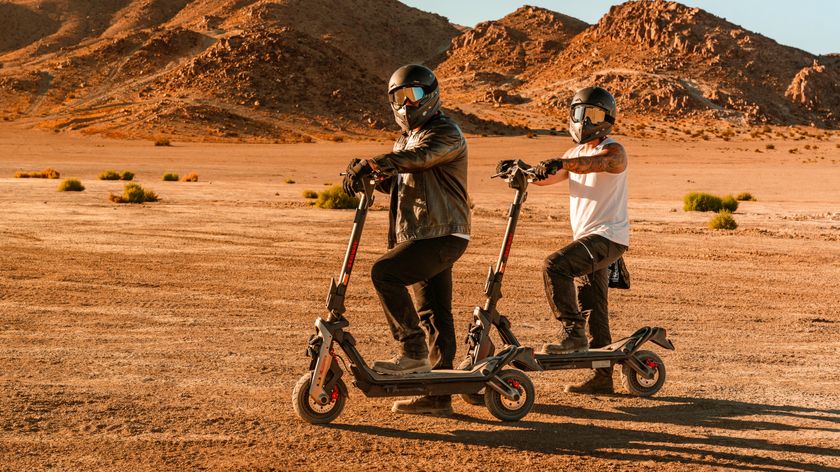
569;86;616;144
388;64;441;132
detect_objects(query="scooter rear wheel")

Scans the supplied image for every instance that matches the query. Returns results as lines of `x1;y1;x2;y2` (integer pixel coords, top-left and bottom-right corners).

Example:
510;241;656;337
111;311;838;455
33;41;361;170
457;358;485;406
484;369;534;422
292;372;347;424
620;350;666;397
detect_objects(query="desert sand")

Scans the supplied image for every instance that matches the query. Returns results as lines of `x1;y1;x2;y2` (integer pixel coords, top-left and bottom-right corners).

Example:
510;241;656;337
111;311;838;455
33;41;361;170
1;125;838;470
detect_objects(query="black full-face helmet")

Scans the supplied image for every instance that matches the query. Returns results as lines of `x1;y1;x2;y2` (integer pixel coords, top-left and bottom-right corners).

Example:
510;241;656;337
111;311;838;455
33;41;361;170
569;86;617;144
387;64;441;132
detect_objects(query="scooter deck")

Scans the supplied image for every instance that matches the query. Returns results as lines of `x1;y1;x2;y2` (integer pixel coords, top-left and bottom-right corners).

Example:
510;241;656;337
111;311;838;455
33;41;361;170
534;348;631;370
367;368;487;382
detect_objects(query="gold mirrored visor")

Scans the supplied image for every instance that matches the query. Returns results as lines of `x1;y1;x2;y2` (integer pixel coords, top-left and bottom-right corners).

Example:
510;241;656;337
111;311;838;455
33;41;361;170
389;86;426;107
571;104;613;124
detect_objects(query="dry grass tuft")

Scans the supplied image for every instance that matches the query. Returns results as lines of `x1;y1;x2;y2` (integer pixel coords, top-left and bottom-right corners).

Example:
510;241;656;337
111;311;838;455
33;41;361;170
16;168;60;179
154;137;171;147
736;192;756;201
162;172;179;181
684;192;722;212
720;195;739;212
302;190;318;199
285;178;296;184
110;183;159;204
709;211;738;230
57;178;84;192
316;185;358;209
182;173;199;182
120;171;134;181
99;170;121;180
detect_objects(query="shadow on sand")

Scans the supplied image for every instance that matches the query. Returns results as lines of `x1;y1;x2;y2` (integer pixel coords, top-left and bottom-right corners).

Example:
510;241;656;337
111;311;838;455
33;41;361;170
332;396;840;472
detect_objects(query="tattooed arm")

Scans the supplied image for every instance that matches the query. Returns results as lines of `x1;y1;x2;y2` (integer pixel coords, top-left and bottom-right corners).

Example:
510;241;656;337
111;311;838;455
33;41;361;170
560;142;627;174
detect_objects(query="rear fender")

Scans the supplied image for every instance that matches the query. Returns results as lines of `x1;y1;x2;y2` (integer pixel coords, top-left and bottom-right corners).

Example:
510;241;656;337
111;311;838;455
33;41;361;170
511;346;543;372
648;327;675;350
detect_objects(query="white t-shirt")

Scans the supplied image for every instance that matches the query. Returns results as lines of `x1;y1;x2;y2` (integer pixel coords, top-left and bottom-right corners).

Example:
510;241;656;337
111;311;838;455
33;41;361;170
567;137;630;246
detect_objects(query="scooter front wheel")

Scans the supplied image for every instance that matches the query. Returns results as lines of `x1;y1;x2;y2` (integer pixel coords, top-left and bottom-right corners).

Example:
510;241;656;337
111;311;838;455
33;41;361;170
457;358;485;406
484;369;534;422
620;350;666;397
292;372;347;424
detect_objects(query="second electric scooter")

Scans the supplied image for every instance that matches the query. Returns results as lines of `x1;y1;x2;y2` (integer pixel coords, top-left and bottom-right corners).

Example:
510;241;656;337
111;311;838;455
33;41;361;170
292;172;537;424
460;161;675;405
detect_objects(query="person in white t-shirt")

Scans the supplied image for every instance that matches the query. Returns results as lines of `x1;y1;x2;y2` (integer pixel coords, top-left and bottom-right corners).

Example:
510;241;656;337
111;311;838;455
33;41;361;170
502;86;629;394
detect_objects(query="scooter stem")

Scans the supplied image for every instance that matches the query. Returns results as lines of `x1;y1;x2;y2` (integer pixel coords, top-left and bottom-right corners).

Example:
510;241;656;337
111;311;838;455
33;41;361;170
483;169;529;314
327;177;376;321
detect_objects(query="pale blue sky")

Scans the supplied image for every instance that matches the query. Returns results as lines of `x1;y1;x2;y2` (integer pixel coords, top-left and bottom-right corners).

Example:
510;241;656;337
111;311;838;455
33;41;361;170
401;0;839;55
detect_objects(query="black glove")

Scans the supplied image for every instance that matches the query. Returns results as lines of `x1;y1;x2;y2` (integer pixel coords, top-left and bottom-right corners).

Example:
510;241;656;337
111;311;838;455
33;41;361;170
342;158;372;197
495;159;517;175
533;159;563;180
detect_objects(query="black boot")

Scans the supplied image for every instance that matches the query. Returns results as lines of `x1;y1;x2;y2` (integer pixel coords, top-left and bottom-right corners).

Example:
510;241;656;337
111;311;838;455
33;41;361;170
542;321;588;354
565;369;614;394
392;395;453;416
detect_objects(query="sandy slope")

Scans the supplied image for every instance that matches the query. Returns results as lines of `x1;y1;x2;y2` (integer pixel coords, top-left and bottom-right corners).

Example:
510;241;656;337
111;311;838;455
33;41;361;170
0;126;839;470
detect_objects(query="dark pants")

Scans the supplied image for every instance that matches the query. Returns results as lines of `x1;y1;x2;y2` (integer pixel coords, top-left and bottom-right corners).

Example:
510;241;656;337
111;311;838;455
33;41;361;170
371;235;469;368
544;234;627;349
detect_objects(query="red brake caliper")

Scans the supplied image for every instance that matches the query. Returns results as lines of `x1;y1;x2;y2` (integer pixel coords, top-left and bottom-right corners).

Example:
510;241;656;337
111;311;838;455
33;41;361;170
645;359;657;369
508;379;522;390
330;385;339;403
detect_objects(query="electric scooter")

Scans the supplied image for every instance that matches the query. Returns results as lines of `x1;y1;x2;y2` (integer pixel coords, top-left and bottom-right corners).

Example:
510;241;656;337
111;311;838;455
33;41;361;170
292;172;537;424
459;161;675;405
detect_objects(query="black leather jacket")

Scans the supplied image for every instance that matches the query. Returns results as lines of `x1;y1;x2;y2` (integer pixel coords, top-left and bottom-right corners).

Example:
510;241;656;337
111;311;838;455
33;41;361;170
372;113;470;248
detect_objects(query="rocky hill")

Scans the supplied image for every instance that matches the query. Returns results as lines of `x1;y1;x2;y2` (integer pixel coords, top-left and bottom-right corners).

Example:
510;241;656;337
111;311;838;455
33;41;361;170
435;5;588;106
436;0;839;129
0;0;462;141
0;0;838;141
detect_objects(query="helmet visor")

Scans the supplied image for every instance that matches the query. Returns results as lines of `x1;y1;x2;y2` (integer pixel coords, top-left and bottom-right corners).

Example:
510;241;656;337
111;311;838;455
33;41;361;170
571;104;611;124
390;86;426;108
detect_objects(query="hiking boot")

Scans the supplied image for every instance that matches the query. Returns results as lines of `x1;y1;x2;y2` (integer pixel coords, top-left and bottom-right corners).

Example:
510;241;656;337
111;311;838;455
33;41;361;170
392;395;453;416
372;353;431;375
542;322;588;354
565;370;614;394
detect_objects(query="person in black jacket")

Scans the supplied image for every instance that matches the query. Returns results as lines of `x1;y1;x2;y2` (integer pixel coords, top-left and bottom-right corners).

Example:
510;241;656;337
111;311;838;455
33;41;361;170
342;64;469;416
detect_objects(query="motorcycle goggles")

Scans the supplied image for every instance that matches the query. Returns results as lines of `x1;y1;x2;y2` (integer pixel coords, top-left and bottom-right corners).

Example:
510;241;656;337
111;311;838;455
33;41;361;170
571;104;615;124
389;86;427;108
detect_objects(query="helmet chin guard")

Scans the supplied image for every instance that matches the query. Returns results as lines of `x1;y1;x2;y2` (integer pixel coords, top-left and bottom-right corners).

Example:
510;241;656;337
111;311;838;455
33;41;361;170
388;65;441;131
568;87;617;144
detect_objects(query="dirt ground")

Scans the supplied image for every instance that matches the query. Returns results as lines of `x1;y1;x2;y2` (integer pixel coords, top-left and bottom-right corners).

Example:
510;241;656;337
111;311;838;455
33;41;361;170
1;126;839;471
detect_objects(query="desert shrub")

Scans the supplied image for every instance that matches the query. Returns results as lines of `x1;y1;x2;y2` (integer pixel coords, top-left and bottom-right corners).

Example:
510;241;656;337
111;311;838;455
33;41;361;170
526;132;537;139
110;183;159;204
154;137;171;146
720;195;739;212
765;144;775;150
162;172;179;181
789;148;798;154
331;136;344;143
709;211;737;230
99;170;121;180
285;178;296;184
120;171;134;181
182;173;199;182
683;192;723;212
57;178;84;192
736;192;755;201
316;185;358;209
302;189;318;199
15;168;60;179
